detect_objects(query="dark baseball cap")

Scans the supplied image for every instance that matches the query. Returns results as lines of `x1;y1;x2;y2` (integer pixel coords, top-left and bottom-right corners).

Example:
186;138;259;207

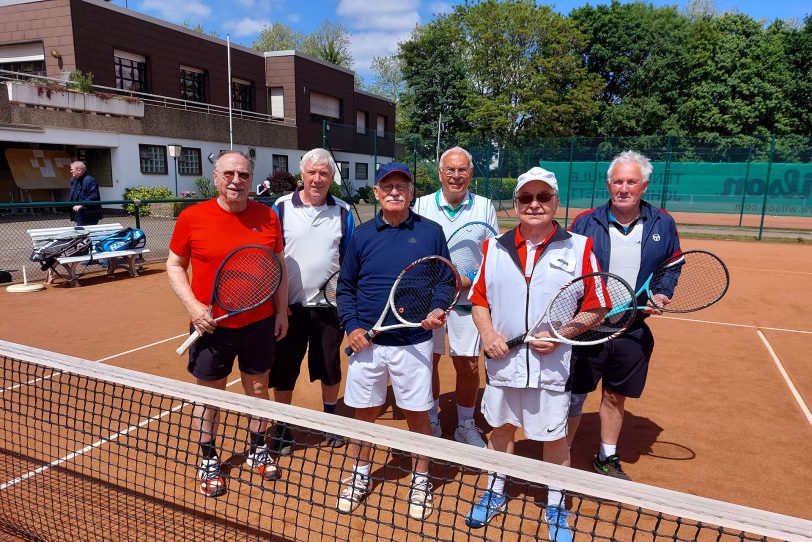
375;162;413;184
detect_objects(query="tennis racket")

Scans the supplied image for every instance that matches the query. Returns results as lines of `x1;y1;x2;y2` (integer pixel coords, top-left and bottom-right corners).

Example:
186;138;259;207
176;245;283;355
320;270;339;308
606;250;729;317
446;221;498;277
485;272;636;359
343;255;461;356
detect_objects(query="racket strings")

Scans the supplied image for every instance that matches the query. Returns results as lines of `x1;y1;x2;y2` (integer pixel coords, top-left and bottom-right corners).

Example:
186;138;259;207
392;258;460;323
448;223;496;276
323;273;339;307
650;251;728;312
216;250;281;311
547;274;636;343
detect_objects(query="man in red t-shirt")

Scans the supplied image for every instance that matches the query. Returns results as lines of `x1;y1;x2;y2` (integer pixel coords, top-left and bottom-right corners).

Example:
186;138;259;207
167;150;288;498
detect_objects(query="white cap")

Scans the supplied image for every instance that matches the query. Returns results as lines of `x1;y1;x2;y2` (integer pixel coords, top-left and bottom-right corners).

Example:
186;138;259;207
515;166;558;196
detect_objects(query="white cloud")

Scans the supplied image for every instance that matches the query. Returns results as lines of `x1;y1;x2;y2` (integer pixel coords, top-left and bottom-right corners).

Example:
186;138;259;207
337;0;420;32
222;17;272;37
140;0;211;22
428;2;453;15
350;30;411;77
287;13;300;23
235;0;255;6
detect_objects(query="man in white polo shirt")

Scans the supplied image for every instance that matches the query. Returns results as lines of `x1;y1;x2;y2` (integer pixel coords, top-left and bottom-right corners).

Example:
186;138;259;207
413;146;499;447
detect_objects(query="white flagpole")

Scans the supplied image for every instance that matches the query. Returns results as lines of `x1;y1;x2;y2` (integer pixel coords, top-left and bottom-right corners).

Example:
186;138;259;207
227;34;233;150
436;112;442;162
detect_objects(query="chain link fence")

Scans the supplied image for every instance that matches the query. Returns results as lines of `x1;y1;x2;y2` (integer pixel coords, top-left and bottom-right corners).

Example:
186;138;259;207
394;134;812;241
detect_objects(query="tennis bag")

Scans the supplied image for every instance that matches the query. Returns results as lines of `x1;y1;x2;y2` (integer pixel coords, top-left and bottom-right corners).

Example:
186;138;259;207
95;227;146;253
30;232;92;271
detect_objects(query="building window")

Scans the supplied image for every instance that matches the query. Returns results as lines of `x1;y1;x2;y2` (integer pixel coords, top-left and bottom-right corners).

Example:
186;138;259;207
78;148;113;187
178;148;202;176
139;144;167;174
270;87;284;118
232;79;253;111
0;42;45;77
377;115;386;138
355;162;368;181
180;66;205;103
114;50;147;92
310;92;340;120
336;161;350;180
356;110;367;134
272;154;288;173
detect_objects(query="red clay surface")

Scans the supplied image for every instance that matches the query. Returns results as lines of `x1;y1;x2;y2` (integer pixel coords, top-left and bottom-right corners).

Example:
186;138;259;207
0;238;810;537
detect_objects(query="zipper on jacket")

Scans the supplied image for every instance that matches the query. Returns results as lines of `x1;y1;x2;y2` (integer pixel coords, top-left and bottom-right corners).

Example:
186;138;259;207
524;280;531;388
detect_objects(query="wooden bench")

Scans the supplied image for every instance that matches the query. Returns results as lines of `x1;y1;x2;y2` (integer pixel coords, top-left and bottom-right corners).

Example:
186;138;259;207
27;223;150;287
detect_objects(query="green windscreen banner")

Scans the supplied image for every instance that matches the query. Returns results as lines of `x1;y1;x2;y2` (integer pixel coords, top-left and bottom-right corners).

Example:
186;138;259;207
540;161;812;217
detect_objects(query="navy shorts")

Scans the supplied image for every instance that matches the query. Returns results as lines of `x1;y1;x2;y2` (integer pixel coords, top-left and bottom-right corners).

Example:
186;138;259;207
568;323;655;399
269;305;343;391
187;315;276;381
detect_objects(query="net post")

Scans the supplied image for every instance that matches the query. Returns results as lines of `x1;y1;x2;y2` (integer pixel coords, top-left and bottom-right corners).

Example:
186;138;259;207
757;134;776;240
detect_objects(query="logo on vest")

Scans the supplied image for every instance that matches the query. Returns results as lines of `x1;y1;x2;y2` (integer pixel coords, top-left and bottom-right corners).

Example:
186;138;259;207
652;233;661;242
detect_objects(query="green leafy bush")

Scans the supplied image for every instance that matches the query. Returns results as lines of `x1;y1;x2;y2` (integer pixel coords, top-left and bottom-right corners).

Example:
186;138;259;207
194;177;218;199
356;185;372;202
69;70;94;93
269;171;296;193
122;186;173;216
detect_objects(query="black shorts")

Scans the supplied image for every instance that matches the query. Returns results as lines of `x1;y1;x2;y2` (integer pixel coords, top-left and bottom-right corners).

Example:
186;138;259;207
269;305;343;391
568;323;655;399
187;315;276;381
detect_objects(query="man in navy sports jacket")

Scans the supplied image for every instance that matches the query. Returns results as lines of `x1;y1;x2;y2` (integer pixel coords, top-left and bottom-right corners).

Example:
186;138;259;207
566;150;681;481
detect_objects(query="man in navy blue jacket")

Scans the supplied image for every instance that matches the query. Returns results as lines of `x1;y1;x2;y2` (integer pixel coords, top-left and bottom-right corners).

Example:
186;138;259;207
566;150;681;481
336;162;449;521
68;161;101;226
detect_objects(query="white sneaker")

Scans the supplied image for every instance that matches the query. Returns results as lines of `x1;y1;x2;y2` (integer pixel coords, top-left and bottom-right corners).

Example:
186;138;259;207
337;472;371;513
430;418;442;438
408;478;434;520
454;418;486;448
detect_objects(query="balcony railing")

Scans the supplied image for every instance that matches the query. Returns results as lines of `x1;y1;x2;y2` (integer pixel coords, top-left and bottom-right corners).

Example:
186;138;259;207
0;69;295;127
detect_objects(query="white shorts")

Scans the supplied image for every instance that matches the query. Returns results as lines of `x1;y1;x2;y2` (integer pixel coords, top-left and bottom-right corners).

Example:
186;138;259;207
344;339;433;412
481;385;569;441
431;306;481;357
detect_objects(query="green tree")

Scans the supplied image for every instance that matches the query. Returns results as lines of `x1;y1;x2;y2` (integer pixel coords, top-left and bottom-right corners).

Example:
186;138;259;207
782;16;812;135
252;22;303;52
365;54;405;103
181;20;220;38
300;20;353;69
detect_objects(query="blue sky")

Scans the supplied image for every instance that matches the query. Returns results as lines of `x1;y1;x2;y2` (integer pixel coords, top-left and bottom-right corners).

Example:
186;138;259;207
107;0;810;82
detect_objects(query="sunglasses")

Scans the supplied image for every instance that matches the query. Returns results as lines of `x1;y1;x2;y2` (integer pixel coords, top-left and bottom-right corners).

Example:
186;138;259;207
216;170;251;181
516;192;556;205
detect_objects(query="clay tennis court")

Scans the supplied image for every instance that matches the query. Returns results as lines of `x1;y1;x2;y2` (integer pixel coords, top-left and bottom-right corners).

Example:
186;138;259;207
1;237;810;540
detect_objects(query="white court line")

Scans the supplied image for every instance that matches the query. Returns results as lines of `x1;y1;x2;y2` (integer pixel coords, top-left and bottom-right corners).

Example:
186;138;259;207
658;315;812;335
756;329;812;428
0;334;187;395
1;339;244;491
728;267;812;276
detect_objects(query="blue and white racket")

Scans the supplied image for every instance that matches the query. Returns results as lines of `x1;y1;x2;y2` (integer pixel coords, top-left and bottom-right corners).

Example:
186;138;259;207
607;250;729;317
446;221;498;278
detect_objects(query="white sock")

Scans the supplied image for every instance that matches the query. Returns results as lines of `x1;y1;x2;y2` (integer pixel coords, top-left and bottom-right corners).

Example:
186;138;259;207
599;443;617;461
428;401;439;423
547;487;565;508
354;463;371;478
487;472;505;495
412;471;429;487
457;405;475;426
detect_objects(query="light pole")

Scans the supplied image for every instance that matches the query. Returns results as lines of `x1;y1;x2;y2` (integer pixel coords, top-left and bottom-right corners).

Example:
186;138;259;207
167;144;182;195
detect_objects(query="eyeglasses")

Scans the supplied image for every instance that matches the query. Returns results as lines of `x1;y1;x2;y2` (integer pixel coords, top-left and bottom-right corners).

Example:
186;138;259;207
376;183;412;193
441;167;471;176
216;169;251;181
516;192;556;205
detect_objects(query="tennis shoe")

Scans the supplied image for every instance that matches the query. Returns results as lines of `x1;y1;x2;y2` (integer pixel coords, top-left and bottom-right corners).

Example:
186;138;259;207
198;457;227;498
430;419;442;438
464;490;507;528
593;454;631;481
324;432;346;448
544;505;574;542
454;419;486;448
271;424;294;456
408;478;434;520
246;445;280;481
337;472;371;513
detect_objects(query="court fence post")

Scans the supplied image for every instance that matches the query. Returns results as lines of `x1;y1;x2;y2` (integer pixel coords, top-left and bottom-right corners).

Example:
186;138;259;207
661;135;672;210
591;146;600;209
757;134;776;240
738;144;753;228
564;137;574;228
134;202;141;230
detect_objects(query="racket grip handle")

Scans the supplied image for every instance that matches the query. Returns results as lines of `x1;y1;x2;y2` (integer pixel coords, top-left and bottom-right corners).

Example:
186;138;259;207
343;345;354;356
484;335;525;359
344;330;374;356
176;329;201;356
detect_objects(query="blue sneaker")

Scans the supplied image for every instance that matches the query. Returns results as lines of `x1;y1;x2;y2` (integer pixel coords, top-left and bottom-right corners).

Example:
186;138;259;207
545;505;573;542
465;490;507;528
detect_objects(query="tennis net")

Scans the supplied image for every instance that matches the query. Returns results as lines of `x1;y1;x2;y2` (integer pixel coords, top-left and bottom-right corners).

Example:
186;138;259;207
1;340;809;541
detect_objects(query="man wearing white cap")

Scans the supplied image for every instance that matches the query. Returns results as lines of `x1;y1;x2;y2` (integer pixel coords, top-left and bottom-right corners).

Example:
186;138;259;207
464;166;600;542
